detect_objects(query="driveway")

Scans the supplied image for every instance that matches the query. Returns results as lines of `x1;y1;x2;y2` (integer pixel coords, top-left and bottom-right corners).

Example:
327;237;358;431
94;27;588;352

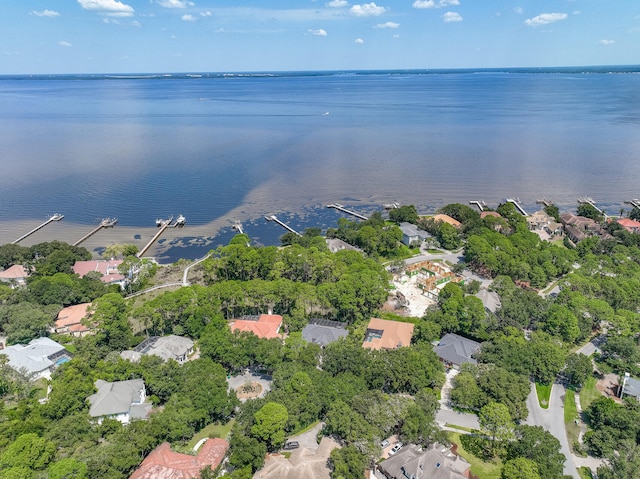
227;371;272;402
286;422;324;454
525;382;580;479
436;369;480;431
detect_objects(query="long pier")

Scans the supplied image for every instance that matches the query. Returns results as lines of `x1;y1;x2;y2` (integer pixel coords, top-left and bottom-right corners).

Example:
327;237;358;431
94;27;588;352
73;218;117;246
264;215;301;236
624;199;640;209
577;197;605;216
505;198;528;216
327;203;368;221
536;198;554;207
12;214;64;244
469;200;487;212
137;217;173;258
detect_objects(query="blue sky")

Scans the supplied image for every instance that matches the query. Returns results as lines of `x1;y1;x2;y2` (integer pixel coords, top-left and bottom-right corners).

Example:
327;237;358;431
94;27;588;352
2;0;639;73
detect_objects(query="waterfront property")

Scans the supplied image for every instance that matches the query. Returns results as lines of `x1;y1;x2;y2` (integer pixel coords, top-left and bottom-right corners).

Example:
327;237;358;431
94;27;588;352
1;337;71;380
432;214;462;229
560;213;613;244
0;264;29;288
130;438;229;479
88;379;152;425
72;259;126;288
230;314;283;339
302;318;348;347
377;443;471;479
362;318;414;350
617;218;640;234
433;333;481;369
399;222;432;246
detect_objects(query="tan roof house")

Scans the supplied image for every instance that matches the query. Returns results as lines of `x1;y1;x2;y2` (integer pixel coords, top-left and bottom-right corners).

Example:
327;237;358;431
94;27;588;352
432;214;462;228
231;314;283;339
362;318;414;350
378;443;471;479
0;265;29;288
72;259;126;288
130;438;229;479
526;210;554;230
254;436;340;479
618;218;640;234
55;303;94;337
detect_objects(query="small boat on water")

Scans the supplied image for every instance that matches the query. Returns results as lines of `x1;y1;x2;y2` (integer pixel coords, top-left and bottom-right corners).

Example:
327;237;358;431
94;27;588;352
51;213;64;221
155;218;163;227
175;214;186;226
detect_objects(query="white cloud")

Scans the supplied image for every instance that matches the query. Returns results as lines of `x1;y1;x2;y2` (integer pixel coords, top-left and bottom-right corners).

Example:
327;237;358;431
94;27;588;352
326;0;348;7
524;12;568;27
355;38;364;43
31;10;60;17
374;21;399;29
350;3;386;17
413;0;459;9
182;14;197;21
77;0;134;17
59;41;72;47
442;11;462;22
155;0;194;8
309;28;327;36
599;39;615;45
201;11;212;17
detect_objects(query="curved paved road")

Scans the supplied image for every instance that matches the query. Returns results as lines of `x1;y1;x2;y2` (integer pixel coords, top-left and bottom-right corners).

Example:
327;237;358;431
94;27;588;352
525;382;580;479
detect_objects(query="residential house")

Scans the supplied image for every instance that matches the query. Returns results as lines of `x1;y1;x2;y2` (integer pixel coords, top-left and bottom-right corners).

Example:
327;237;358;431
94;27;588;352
617;218;640;234
130;438;229;479
480;211;502;220
87;379;152;424
325;238;362;253
0;264;29;288
121;335;195;364
1;337;71;380
362;318;414;350
399;222;432;246
560;213;614;244
230;314;283;340
527;210;554;230
620;373;640;402
254;436;340;479
433;333;481;369
475;288;501;314
72;259;126;288
432;214;462;228
54;302;94;337
378;443;471;479
302;319;348;347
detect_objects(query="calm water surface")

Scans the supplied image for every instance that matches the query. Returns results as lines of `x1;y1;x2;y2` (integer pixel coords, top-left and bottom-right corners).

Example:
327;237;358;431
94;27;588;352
1;68;639;260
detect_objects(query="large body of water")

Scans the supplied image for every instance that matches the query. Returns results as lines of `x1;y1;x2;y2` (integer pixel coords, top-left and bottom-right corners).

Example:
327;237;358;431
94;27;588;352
1;67;639;261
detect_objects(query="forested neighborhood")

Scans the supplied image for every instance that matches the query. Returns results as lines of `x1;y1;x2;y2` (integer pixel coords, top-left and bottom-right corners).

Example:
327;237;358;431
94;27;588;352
1;202;640;479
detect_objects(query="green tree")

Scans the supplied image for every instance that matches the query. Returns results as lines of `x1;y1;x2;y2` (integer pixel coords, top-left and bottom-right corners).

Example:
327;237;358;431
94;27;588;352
48;458;89;479
330;445;369;479
478;402;514;455
564;353;593;390
0;433;56;470
501;457;540;479
388;205;419;224
251;402;288;451
92;292;133;350
507;425;566;479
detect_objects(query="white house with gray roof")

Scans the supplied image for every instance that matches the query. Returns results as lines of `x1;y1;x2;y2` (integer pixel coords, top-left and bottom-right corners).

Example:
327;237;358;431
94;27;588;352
1;337;70;380
399;222;432;246
433;333;481;369
302;319;348;347
121;335;194;364
88;379;152;425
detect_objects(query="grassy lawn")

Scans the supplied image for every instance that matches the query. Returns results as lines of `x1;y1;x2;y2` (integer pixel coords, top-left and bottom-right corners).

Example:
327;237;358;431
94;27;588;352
444;423;478;434
564;389;582;454
448;432;501;479
536;383;552;409
290;420;321;437
580;376;601;411
578;467;593;479
186;418;235;450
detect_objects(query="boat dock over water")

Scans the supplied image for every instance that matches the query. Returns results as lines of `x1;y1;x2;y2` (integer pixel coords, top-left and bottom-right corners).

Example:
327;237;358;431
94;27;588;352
505;198;528;216
73;217;117;246
327;203;369;221
138;216;174;258
264;215;301;236
12;213;64;244
469;200;487;212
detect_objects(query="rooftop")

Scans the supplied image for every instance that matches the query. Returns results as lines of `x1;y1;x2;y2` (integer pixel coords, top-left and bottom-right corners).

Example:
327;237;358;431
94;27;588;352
0;264;28;281
88;379;150;419
302;319;348;347
72;259;125;284
379;443;470;479
362;318;414;350
231;314;283;339
130;438;229;479
432;214;462;228
1;337;68;377
56;302;92;331
433;333;481;366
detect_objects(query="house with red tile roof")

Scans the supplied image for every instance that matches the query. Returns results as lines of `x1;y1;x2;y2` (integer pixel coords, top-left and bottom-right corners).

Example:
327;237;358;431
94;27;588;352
230;314;283;339
54;302;94;337
618;218;640;234
362;318;414;350
130;438;229;479
0;265;29;288
72;259;126;288
432;214;461;228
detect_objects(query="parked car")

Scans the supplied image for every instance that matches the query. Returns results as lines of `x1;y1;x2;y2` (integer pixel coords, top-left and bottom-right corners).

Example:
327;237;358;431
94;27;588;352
389;442;403;455
380;439;390;448
283;441;299;450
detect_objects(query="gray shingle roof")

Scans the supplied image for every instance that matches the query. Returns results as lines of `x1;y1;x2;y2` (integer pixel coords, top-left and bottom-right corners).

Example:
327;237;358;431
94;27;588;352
433;333;481;366
379;444;470;479
88;379;148;418
623;375;640;399
1;337;67;377
302;319;348;347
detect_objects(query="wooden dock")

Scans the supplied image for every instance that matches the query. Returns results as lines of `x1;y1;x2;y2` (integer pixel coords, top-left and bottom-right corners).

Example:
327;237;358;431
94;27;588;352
624;199;640;209
327;203;368;221
73;218;117;246
505;198;528;216
12;213;64;244
469;200;487;212
137;217;173;258
577;197;605;216
264;215;301;236
536;198;554;207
